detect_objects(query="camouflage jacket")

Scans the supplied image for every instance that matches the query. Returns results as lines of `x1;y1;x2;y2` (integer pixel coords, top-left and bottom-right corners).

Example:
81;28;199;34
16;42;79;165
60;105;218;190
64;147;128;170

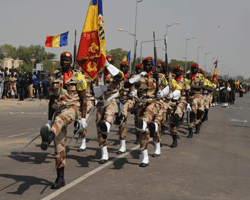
119;73;135;101
187;73;204;95
48;69;87;110
134;71;167;100
173;75;190;100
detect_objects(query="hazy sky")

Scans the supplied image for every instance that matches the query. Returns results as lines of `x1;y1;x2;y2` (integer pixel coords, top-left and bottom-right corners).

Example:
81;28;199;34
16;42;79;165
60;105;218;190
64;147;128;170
1;0;250;78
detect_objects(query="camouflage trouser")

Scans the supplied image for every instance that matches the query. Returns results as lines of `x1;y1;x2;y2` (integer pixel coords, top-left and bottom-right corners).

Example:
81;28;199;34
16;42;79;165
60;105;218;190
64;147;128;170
189;94;204;128
119;99;136;140
208;93;213;105
79;99;95;139
51;106;78;169
170;100;187;136
96;99;118;147
160;99;173;127
137;100;166;150
221;90;228;103
202;94;210;110
10;84;17;96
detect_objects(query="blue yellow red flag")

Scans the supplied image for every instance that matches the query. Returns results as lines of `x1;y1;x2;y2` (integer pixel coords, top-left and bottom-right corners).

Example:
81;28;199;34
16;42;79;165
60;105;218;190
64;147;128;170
212;59;218;82
45;31;69;48
76;0;106;81
122;51;131;62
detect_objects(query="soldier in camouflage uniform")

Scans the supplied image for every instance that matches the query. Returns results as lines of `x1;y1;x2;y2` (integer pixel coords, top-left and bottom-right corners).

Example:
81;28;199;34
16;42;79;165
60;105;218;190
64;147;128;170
168;66;190;148
96;55;124;164
40;52;87;189
186;63;205;138
126;57;170;167
115;61;136;154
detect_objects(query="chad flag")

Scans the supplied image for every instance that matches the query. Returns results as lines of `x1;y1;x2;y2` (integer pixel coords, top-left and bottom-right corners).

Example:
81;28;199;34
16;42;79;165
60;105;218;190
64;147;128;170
122;51;131;62
77;0;106;81
212;60;218;82
45;31;69;48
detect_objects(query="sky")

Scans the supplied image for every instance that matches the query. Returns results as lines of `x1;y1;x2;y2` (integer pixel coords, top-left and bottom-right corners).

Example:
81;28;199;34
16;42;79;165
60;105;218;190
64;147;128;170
1;0;250;78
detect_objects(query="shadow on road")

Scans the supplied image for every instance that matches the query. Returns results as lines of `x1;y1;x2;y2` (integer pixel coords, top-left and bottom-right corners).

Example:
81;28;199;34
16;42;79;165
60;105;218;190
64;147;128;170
0;174;52;195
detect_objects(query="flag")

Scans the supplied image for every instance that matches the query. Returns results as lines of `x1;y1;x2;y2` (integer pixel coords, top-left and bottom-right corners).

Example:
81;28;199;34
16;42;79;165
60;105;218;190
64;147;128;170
212;60;218;82
45;31;69;47
76;0;106;81
122;51;131;62
236;80;240;86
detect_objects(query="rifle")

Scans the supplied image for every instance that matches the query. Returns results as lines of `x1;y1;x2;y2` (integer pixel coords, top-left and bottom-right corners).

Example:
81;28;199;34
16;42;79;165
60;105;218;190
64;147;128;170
132;40;138;74
164;32;169;82
153;31;159;97
73;30;77;70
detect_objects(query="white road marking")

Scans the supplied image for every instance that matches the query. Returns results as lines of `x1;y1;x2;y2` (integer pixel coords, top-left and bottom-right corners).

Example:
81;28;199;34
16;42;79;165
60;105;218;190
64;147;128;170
42;138;153;200
8;132;31;138
231;119;247;123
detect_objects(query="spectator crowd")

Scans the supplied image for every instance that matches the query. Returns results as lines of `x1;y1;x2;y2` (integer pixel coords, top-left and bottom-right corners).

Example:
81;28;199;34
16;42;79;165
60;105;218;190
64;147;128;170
0;67;50;101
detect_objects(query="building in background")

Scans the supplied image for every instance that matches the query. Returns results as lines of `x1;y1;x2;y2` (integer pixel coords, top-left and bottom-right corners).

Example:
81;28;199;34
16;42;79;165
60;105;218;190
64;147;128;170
0;58;23;69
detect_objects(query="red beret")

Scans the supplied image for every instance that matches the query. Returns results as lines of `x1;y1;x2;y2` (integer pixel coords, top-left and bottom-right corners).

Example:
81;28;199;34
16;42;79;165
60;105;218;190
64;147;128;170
168;65;171;68
106;55;114;62
206;75;211;79
172;65;183;71
136;63;143;69
120;61;129;66
191;63;199;68
157;61;164;66
142;57;153;62
61;51;73;59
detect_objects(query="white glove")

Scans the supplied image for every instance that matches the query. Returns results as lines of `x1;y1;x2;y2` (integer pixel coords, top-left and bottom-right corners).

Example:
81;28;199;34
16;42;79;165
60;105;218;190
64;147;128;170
216;88;219;91
79;118;88;129
105;60;120;76
187;103;192;111
129;90;137;98
167;93;174;99
140;71;147;77
156;90;164;98
45;120;52;130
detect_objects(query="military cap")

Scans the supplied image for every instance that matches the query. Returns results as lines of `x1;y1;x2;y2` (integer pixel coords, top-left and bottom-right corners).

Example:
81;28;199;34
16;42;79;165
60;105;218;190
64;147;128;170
157;61;164;66
61;51;73;59
142;57;153;62
136;63;143;69
120;61;129;66
191;63;199;68
172;65;183;71
106;55;114;62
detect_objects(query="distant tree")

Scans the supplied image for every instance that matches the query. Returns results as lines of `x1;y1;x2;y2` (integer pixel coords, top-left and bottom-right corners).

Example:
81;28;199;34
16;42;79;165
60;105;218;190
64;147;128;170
0;44;17;59
107;48;128;68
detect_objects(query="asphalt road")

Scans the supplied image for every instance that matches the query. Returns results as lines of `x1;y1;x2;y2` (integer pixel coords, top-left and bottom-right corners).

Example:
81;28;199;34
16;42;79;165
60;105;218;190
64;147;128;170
0;93;249;200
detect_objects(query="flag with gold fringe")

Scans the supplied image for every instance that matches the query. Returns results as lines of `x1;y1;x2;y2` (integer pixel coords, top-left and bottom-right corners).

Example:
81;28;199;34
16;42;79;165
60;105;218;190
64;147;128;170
76;0;106;81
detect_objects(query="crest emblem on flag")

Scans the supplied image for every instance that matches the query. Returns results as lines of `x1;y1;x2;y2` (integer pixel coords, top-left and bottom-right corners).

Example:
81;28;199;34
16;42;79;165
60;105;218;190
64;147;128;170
77;0;106;81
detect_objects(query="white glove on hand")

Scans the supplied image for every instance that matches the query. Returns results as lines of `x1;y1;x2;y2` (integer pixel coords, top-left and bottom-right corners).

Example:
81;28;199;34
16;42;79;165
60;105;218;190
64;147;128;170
186;103;192;111
79;118;88;129
140;71;147;77
216;88;219;91
156;90;163;98
129;90;137;98
167;93;174;99
45;120;52;130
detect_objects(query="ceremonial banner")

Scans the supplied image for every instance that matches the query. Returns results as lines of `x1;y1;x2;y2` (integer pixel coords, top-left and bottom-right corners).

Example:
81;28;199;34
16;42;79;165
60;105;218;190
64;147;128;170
122;51;131;62
212;60;218;82
76;0;106;81
45;31;69;48
236;80;240;86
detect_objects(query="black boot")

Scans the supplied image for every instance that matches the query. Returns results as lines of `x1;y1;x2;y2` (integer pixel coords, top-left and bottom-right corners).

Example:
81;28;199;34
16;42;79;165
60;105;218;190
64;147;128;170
40;126;55;151
148;122;157;138
170;135;178;148
187;128;193;138
51;167;65;189
194;123;201;134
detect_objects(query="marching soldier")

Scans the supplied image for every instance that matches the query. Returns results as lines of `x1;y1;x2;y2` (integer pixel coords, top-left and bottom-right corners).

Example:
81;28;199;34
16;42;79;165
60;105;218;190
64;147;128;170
115;61;136;154
95;55;124;164
186;63;205;138
40;52;87;189
169;66;190;147
126;57;171;167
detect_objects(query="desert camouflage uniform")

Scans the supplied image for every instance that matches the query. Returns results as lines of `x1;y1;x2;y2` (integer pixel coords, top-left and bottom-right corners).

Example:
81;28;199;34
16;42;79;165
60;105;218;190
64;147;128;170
48;69;87;168
134;72;167;150
187;73;204;128
202;78;211;110
78;74;96;139
96;72;124;147
119;73;136;140
169;75;190;136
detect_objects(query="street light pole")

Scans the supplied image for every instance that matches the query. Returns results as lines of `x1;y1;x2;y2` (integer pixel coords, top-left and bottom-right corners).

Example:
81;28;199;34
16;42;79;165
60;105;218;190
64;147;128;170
197;45;206;64
205;52;212;73
165;22;180;77
185;36;197;73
